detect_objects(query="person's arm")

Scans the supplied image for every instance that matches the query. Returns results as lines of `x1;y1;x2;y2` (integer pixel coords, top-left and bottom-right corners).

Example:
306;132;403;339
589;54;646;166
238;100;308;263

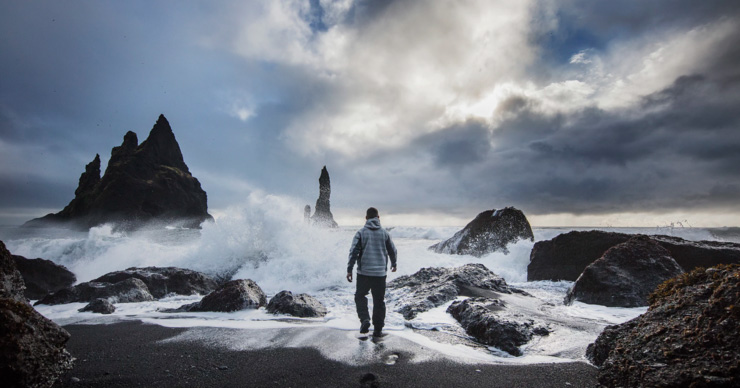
347;231;362;281
386;232;397;272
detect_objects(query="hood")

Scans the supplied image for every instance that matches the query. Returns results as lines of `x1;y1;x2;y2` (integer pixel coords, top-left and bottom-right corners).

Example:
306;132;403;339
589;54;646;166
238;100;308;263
364;217;381;230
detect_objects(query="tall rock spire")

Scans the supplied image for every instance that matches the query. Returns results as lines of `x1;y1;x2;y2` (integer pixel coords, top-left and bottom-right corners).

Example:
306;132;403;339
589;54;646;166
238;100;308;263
310;166;338;228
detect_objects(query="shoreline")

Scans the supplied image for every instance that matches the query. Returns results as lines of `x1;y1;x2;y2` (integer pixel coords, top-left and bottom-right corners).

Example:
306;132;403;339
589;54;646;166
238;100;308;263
53;321;598;387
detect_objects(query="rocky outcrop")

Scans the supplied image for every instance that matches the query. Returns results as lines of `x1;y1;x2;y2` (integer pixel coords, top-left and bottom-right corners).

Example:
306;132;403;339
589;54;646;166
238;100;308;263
266;290;327;318
527;230;740;281
564;236;685;307
388;263;518;319
11;255;76;300
35;278;154;305
528;231;630;281
587;265;739;387
1;242;26;303
24;114;212;230
429;207;534;257
447;297;549;356
91;266;218;299
78;298;115;314
310;166;338;228
176;279;267;312
0;241;74;388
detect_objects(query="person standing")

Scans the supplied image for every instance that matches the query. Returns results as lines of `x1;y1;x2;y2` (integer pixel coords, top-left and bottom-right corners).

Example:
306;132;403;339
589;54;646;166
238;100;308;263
346;207;397;337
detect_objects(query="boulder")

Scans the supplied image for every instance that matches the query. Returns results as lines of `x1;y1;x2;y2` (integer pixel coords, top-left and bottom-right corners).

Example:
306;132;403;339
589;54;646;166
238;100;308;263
91;266;217;299
177;279;267;312
35;278;154;305
527;230;740;281
266;290;327;318
0;241;74;388
310;166;338;228
24;114;213;230
1;242;26;303
587;264;740;387
11;255;76;300
78;298;116;314
429;207;534;256
388;263;518;319
528;230;631;281
447;297;549;356
565;236;685;307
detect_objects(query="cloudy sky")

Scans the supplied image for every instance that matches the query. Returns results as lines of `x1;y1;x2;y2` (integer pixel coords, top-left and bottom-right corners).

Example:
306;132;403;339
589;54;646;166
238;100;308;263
1;1;739;227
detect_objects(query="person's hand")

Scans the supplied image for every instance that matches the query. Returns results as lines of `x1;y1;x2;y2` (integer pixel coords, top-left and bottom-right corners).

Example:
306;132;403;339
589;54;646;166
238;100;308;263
391;266;397;272
346;273;353;282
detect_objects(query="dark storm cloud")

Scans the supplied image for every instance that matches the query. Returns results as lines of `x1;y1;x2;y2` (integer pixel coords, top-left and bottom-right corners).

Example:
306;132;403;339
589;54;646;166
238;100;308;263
415;119;491;168
467;71;740;215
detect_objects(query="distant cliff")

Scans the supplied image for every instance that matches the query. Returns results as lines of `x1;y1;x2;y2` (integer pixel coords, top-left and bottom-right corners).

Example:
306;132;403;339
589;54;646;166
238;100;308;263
24;115;212;230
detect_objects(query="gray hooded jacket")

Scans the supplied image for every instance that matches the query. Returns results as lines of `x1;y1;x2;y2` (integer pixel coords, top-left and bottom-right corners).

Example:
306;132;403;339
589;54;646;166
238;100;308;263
347;217;397;277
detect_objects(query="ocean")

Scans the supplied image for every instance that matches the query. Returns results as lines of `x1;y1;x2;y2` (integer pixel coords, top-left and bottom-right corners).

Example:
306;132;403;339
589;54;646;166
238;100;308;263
2;193;738;365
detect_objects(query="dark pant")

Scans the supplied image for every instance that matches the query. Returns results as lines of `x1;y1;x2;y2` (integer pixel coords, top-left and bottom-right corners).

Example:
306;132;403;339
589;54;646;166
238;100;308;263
354;274;387;329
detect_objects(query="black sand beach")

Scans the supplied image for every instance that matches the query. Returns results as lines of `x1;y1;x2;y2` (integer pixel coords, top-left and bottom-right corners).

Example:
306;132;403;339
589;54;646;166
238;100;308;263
53;321;598;387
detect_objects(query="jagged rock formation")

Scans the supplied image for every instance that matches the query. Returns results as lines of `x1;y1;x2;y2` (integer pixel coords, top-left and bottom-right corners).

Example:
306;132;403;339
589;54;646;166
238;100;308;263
564;236;685;307
0;241;73;387
35;278;154;305
388;263;519;319
11;255;76;300
175;279;267;312
310;166;338;228
1;243;26;303
587;265;739;387
90;267;218;299
24;114;212;230
447;297;549;356
266;290;327;318
430;207;534;256
78;298;115;314
528;230;740;281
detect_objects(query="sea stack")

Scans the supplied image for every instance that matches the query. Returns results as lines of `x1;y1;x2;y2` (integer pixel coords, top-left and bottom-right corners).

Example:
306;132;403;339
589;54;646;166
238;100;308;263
310;166;338;228
24;115;212;230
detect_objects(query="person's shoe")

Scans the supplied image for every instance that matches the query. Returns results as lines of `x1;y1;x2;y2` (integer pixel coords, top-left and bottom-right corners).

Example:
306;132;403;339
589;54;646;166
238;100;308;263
373;328;382;337
360;320;371;334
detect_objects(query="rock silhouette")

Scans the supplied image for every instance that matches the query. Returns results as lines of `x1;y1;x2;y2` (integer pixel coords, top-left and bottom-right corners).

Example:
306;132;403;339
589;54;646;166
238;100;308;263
11;255;76;300
24;114;212;230
310;166;338;227
528;230;740;281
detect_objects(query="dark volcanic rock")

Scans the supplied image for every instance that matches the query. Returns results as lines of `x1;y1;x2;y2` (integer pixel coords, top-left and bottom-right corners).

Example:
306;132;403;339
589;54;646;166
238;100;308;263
35;278;154;305
447;297;549;356
1;241;74;388
178;279;267;312
528;230;630;281
11;255;76;300
266;290;327;318
1;242;26;302
78;298;115;314
587;265;740;387
310;166;338;228
527;230;740;281
565;236;685;307
388;263;517;319
24;114;213;230
91;266;218;299
429;207;534;257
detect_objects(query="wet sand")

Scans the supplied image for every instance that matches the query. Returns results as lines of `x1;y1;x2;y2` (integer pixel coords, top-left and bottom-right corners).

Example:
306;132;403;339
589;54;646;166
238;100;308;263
53;321;598;387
